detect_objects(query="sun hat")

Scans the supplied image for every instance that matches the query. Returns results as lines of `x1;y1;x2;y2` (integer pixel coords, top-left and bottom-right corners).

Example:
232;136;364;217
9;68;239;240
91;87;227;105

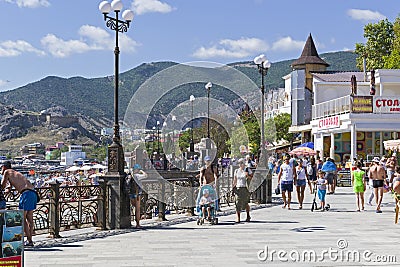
372;157;380;163
204;156;211;161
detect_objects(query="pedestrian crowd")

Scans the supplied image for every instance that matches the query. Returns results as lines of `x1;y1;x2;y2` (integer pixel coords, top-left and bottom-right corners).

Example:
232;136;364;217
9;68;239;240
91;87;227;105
270;153;400;213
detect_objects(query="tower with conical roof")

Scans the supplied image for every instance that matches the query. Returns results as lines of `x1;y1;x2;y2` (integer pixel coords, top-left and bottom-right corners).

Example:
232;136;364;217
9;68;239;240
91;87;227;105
291;33;329;90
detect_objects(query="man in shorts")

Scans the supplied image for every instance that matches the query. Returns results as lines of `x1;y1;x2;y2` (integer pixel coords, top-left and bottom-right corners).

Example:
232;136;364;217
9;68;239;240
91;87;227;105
368;157;386;213
199;156;218;185
277;156;297;209
386;156;397;187
1;161;38;246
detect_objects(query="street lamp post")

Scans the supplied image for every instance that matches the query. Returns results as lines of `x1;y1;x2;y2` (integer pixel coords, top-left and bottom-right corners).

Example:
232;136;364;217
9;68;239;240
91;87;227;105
157;121;161;154
152;126;156;160
171;115;176;157
189;95;195;152
205;82;212;149
162;121;167;154
99;0;134;174
99;0;134;229
253;54;271;167
254;54;271;204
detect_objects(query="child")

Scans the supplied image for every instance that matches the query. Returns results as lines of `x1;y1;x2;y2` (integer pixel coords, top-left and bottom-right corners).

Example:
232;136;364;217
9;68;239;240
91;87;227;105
199;189;213;220
316;170;328;211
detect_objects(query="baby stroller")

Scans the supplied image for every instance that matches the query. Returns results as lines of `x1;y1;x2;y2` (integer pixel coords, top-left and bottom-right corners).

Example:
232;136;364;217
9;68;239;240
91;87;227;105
196;184;219;225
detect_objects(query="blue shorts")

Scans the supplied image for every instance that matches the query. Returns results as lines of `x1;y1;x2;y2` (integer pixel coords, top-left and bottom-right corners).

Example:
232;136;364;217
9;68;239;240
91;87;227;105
318;189;326;202
281;181;293;192
129;190;142;199
0;200;6;209
19;190;38;211
296;179;307;186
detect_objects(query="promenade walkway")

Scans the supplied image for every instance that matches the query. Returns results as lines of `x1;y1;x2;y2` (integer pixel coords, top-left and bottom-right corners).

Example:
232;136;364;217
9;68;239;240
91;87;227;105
25;183;400;267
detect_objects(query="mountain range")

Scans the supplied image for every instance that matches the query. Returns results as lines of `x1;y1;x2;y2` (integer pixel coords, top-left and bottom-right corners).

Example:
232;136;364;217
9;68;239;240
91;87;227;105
0;51;358;154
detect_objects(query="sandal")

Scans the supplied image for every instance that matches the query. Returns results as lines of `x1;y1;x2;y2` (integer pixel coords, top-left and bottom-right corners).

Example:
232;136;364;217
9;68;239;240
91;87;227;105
24;241;34;247
245;216;251;222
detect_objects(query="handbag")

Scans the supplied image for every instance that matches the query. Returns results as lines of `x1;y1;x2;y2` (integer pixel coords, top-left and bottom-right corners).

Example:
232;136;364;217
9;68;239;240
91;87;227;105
275;185;281;195
232;186;238;195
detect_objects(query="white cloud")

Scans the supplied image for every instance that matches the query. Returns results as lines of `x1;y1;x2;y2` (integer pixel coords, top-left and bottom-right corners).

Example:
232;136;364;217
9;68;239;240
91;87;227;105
271;36;304;52
0;80;10;87
0;40;45;57
41;34;92;58
347;9;386;21
4;0;50;8
131;0;175;15
192;37;269;59
41;25;139;58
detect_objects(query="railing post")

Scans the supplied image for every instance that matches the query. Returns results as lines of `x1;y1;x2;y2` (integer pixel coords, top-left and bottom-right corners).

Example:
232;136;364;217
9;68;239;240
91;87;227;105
158;179;166;221
96;180;107;230
49;182;61;238
189;176;195;215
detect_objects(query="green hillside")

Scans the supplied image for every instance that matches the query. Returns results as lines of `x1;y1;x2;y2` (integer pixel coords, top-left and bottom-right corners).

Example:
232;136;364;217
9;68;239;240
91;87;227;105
0;51;357;125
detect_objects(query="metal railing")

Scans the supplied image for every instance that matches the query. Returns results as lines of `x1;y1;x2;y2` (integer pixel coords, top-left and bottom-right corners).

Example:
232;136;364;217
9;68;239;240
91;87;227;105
312;95;351;119
4;167;271;237
5;183;107;237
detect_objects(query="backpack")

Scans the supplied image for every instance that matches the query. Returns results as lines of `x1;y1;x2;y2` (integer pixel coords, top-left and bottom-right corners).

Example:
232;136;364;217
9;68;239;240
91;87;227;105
307;164;314;176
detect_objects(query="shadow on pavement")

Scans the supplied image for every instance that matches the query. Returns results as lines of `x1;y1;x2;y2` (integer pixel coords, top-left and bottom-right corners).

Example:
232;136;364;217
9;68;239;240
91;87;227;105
291;226;326;232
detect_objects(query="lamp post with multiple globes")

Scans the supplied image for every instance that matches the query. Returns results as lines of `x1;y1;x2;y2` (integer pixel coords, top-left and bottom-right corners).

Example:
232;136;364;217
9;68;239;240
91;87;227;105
99;0;134;175
98;0;134;229
254;54;272;204
189;95;195;152
205;82;212;149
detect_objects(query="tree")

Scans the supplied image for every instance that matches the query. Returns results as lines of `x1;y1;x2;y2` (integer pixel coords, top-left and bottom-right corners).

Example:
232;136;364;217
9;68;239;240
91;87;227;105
192;116;231;158
355;19;394;70
272;113;295;144
384;16;400;69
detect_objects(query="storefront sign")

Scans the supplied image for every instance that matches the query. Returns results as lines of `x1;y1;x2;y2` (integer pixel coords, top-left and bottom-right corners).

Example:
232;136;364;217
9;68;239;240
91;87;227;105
374;96;400;113
351;96;373;113
318;116;340;129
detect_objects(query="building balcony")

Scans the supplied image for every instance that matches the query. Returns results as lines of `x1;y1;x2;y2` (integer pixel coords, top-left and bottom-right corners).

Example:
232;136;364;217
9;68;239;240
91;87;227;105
312;95;351;119
312;94;399;120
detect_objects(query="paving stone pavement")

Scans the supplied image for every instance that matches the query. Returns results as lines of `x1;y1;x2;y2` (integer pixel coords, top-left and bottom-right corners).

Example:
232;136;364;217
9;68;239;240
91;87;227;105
24;183;400;267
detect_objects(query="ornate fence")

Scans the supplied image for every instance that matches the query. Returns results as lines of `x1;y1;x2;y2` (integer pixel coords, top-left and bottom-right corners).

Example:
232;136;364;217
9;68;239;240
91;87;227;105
5;182;107;237
4;166;268;237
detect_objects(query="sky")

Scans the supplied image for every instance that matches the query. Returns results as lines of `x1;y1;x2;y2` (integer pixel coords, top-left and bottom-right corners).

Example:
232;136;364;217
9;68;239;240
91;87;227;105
0;0;398;91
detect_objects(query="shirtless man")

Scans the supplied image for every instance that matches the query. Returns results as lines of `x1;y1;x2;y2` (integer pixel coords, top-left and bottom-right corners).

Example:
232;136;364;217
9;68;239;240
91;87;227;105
1;161;38;246
199;156;218;185
386;156;397;186
368;157;386;213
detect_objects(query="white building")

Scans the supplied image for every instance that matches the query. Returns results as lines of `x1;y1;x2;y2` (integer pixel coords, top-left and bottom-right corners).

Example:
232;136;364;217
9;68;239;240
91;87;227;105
285;34;400;163
311;69;400;162
60;145;86;166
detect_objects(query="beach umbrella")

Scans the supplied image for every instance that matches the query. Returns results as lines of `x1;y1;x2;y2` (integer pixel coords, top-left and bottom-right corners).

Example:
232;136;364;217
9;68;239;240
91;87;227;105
289;147;317;156
66;166;80;172
297;142;314;149
92;164;107;169
80;165;92;171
